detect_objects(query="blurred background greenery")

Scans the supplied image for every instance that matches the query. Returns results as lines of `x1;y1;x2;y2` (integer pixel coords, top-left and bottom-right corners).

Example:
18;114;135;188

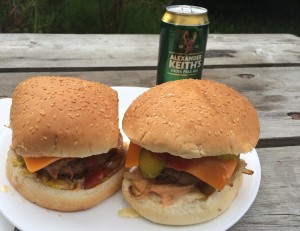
0;0;299;36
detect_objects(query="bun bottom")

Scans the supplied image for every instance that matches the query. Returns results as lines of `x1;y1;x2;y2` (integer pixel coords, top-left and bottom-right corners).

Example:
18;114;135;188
6;150;124;212
122;174;243;225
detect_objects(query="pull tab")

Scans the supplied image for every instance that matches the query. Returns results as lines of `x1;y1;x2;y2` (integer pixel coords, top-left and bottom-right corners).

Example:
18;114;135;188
179;5;192;13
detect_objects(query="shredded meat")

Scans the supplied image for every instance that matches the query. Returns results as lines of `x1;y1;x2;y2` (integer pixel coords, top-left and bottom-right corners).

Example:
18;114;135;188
43;153;111;179
43;158;75;179
36;148;124;189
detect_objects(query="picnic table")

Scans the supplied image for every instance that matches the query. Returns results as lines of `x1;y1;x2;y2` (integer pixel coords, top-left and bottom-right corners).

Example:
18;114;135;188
0;33;299;231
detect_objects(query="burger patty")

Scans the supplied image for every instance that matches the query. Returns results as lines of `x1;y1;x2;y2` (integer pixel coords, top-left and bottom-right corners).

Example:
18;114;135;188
153;168;216;196
154;168;200;185
36;149;124;190
149;158;248;197
43;153;111;179
126;157;249;203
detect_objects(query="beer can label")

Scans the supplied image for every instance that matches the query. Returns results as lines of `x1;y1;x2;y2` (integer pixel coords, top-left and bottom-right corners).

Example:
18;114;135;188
157;5;209;84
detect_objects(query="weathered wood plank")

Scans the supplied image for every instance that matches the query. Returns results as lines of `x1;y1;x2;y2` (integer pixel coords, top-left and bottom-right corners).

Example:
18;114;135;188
207;34;300;66
204;67;300;146
0;70;156;97
0;34;299;70
0;66;299;145
230;146;300;231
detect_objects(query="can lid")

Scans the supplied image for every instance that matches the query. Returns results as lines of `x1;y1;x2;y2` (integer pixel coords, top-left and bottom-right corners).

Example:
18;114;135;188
166;5;207;15
162;5;209;26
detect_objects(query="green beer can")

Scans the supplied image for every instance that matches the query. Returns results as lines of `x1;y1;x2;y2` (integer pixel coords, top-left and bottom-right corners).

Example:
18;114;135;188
156;5;209;85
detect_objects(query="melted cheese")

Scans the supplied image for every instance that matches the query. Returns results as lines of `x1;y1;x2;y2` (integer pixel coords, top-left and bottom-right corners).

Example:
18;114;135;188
125;144;238;190
125;142;141;168
118;208;140;218
23;156;61;172
182;158;238;190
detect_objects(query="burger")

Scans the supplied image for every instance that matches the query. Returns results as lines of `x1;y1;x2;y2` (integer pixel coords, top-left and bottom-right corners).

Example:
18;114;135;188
122;79;259;225
6;76;125;211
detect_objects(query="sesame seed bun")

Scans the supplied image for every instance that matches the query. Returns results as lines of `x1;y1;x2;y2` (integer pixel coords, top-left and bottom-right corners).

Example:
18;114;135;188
122;174;243;225
122;79;260;159
10;76;120;158
7;76;124;211
7;150;125;212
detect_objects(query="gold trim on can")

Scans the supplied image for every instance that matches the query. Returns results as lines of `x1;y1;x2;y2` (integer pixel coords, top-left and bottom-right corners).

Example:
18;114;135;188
162;5;209;26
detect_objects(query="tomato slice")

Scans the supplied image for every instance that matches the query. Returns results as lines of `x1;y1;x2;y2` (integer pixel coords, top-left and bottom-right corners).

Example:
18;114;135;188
162;153;193;170
84;167;108;189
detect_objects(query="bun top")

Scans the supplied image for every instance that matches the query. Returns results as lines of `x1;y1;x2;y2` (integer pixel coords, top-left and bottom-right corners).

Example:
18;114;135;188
10;76;120;158
122;79;260;158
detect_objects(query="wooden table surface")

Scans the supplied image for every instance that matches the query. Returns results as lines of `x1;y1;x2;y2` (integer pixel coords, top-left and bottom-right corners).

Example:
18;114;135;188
0;33;299;231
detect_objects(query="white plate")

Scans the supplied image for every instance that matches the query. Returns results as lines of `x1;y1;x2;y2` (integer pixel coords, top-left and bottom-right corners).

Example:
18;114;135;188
0;98;11;136
0;87;261;231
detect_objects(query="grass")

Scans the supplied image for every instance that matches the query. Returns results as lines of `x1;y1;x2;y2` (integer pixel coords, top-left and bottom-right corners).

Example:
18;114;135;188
205;0;300;36
0;0;299;36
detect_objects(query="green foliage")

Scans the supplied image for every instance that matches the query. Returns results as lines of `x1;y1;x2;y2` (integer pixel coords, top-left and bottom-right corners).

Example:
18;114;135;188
0;0;299;35
120;0;168;34
0;0;61;33
60;0;101;33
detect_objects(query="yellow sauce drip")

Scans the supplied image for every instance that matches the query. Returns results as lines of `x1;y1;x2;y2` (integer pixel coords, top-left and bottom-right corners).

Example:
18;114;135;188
1;185;9;192
117;207;139;218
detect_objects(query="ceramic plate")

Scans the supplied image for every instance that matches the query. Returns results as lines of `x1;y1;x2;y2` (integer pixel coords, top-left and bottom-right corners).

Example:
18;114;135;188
0;87;261;231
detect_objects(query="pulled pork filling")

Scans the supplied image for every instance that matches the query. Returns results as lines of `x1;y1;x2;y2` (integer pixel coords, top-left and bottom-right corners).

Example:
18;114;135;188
15;149;125;190
124;159;252;206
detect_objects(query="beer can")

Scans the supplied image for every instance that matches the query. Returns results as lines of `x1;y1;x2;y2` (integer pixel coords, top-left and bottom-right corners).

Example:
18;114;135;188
156;5;209;84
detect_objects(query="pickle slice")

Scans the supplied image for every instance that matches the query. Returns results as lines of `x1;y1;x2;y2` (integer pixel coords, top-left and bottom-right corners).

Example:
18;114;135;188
217;154;239;160
139;149;165;178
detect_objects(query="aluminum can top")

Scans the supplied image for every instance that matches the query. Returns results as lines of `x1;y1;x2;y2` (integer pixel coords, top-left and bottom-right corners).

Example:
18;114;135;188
162;5;209;26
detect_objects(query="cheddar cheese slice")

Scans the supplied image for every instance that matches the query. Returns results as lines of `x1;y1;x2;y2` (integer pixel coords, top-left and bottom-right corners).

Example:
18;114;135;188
23;156;61;172
182;157;238;191
125;142;141;168
125;143;238;190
